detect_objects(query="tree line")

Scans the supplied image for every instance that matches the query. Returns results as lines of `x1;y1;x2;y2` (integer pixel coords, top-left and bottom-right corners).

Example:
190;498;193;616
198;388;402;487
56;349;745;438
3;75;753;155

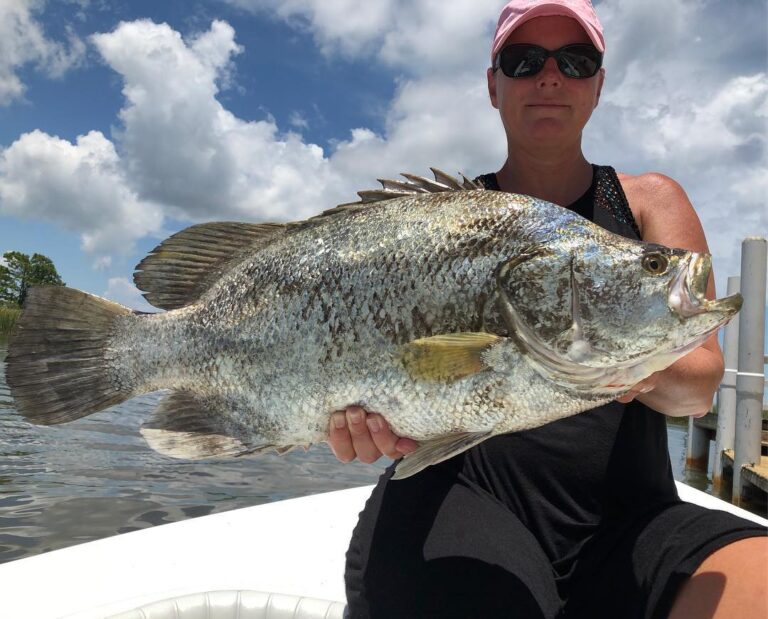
0;251;64;308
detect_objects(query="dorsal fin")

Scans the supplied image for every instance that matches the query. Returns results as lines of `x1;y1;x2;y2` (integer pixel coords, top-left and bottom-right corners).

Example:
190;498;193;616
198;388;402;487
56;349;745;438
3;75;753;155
316;168;484;217
134;222;286;310
134;170;484;311
362;167;483;203
432;167;473;190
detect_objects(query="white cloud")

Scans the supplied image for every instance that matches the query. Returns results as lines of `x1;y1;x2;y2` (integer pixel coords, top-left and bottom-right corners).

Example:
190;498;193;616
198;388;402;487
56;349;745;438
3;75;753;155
223;0;397;59
378;0;501;73
214;1;505;192
329;75;503;188
0;0;86;105
103;276;158;312
224;0;501;74
288;111;309;130
0;129;164;259
91;19;336;221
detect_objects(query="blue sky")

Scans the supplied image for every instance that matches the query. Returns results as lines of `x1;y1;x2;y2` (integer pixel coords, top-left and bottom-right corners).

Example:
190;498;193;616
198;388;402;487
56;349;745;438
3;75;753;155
0;0;766;317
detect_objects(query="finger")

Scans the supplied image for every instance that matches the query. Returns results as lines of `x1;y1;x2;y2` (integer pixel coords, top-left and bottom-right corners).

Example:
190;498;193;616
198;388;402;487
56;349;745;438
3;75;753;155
616;390;639;403
395;437;420;455
346;406;382;464
622;380;655;402
366;414;406;460
328;412;356;463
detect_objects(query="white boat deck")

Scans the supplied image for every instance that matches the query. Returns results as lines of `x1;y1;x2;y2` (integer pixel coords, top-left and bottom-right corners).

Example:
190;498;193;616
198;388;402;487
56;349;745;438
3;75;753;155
0;483;764;618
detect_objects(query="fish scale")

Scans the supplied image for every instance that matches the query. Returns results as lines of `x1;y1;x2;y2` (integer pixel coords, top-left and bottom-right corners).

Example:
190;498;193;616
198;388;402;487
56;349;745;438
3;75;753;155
6;170;741;478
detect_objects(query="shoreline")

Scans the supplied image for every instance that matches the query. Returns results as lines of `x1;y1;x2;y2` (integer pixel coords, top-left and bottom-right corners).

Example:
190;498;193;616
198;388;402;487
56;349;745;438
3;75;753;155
0;307;20;337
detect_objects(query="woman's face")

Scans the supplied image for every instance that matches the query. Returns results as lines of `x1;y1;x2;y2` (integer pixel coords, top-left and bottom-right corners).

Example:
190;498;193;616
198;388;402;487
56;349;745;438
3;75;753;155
487;15;604;149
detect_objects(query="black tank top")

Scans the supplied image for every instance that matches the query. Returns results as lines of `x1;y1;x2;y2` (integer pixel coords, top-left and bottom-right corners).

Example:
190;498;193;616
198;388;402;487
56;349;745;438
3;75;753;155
466;165;676;575
475;165;641;236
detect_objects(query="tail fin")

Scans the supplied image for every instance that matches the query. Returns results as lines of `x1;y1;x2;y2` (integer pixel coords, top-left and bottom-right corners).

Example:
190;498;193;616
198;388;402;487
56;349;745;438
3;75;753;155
6;286;134;425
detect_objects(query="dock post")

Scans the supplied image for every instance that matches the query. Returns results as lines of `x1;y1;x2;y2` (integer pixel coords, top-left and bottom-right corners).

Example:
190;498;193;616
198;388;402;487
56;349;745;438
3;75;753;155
686;415;709;470
713;276;740;490
732;237;767;505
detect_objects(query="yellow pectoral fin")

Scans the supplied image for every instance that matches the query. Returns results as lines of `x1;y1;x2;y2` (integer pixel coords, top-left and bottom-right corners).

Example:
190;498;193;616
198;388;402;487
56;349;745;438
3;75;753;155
400;332;502;382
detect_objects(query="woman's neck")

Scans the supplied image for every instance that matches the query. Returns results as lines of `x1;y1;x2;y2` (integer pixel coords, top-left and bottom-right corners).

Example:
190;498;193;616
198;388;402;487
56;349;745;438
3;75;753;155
495;145;593;206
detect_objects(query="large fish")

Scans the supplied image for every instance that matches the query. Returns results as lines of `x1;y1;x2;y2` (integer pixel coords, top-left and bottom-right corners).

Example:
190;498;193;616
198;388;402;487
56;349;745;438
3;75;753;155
6;170;741;479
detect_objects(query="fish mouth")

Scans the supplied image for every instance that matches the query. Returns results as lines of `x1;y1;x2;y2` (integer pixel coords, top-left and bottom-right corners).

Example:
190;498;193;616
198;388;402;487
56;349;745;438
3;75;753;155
668;253;742;319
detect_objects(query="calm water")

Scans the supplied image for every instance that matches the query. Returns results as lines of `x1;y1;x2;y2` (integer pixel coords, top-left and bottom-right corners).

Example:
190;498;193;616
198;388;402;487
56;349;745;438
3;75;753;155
0;340;759;565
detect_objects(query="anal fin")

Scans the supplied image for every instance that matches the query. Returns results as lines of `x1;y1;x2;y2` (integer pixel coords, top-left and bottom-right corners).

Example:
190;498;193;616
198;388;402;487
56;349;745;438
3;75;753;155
391;430;493;480
140;391;251;460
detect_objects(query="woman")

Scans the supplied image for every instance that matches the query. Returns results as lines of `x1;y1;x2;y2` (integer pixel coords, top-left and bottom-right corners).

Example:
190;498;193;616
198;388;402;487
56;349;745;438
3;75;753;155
330;1;767;617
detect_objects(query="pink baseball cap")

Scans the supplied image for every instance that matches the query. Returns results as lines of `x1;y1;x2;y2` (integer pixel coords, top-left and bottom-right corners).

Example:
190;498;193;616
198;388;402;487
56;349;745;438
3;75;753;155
491;0;605;64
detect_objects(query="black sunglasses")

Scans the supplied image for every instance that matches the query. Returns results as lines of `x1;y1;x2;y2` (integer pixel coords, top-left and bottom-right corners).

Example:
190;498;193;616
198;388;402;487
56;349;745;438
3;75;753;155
494;43;603;79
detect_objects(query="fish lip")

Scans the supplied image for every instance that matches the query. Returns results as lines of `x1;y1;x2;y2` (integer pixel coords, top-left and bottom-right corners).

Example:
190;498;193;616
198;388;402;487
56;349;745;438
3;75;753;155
668;253;743;318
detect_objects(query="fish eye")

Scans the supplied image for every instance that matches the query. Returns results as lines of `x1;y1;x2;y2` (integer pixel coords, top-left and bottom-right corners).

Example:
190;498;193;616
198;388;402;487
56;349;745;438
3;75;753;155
642;253;669;275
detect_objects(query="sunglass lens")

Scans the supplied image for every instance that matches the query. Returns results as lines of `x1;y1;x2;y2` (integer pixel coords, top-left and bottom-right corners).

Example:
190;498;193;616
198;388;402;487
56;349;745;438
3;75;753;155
500;45;546;78
557;46;601;78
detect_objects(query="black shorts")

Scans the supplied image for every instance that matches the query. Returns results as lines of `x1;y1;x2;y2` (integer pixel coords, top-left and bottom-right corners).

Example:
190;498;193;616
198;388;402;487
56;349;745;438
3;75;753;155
345;460;766;619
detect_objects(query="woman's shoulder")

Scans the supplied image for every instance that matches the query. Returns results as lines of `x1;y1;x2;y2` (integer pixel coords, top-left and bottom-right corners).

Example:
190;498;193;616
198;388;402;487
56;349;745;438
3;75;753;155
614;170;706;250
614;171;695;240
615;171;687;198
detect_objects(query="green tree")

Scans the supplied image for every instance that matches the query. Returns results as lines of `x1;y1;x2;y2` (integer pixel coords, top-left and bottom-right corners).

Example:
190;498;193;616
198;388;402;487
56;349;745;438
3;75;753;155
0;251;65;307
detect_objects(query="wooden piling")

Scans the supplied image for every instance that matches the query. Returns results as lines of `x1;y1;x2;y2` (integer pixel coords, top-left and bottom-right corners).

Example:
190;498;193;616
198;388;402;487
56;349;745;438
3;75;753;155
713;276;740;491
732;237;767;506
686;414;710;469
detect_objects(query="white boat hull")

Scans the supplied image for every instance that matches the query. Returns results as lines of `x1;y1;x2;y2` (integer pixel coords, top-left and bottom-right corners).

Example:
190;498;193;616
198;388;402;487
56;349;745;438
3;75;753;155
0;483;764;618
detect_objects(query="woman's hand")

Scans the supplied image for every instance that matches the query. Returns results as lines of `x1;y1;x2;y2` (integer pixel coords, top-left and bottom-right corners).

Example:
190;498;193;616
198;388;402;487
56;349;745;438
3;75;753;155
327;405;419;464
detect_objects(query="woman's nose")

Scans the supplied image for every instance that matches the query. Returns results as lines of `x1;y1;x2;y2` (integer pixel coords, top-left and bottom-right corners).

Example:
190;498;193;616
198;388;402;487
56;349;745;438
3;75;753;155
536;57;562;88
